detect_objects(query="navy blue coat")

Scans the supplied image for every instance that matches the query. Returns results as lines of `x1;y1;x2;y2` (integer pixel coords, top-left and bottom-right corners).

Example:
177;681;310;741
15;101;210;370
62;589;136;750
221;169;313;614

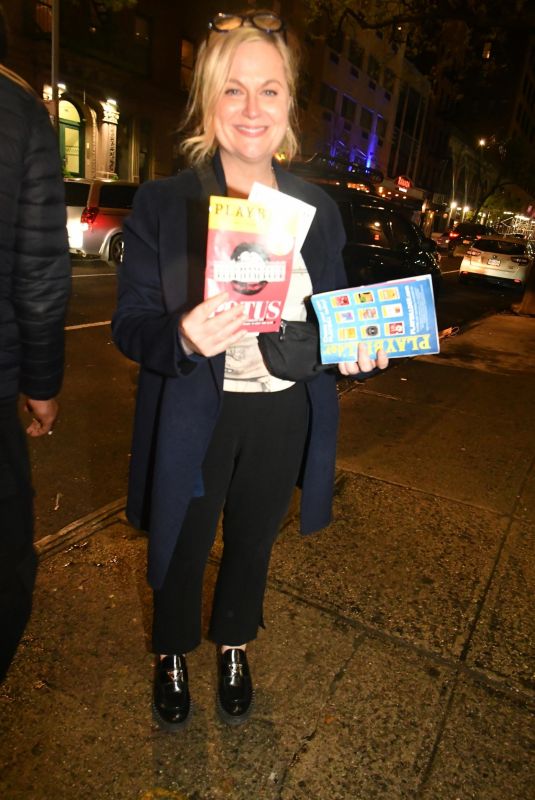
112;156;347;589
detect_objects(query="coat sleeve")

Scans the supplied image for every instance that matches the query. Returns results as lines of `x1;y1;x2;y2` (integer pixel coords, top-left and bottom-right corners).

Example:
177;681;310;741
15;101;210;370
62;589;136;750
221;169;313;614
112;182;197;377
13;98;71;400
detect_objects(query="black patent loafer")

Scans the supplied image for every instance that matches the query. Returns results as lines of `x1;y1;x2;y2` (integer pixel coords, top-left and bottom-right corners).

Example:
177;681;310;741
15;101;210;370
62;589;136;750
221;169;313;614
153;654;191;730
217;648;254;725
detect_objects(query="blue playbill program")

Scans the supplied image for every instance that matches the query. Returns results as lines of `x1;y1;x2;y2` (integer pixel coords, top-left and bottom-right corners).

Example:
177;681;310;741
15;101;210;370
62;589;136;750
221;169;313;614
311;274;440;363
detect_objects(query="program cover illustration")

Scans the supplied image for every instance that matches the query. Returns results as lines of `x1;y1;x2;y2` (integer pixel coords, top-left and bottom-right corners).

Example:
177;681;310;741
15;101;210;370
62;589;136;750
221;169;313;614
204;195;300;333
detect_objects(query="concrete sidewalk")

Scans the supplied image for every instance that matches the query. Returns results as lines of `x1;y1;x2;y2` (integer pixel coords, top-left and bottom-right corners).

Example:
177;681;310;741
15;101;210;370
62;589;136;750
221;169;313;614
1;311;534;800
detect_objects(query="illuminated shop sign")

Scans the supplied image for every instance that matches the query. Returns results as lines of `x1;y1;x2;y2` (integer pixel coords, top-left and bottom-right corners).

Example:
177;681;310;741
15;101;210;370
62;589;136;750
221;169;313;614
396;175;412;191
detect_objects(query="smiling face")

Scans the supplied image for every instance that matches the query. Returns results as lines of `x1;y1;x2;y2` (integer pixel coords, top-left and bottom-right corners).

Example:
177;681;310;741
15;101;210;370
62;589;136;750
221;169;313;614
213;39;290;171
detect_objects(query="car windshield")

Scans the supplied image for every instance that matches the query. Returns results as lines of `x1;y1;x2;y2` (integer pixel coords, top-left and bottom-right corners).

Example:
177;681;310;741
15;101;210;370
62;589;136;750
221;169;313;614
474;240;527;256
64;181;90;206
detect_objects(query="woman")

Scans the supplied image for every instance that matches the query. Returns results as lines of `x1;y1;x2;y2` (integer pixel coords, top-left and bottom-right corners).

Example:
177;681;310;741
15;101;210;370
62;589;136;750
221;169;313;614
112;10;387;729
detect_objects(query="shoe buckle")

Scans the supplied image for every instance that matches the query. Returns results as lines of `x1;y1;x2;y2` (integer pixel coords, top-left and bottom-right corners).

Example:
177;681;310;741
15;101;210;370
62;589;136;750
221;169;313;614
228;662;243;686
166;667;184;690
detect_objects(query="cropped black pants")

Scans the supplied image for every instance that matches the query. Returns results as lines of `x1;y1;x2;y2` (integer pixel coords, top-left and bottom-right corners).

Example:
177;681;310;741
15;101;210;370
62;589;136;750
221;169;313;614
0;401;37;681
152;382;309;655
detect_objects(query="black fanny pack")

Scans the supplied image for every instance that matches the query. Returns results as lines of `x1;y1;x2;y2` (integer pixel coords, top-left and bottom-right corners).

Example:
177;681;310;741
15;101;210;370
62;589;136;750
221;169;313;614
257;319;332;382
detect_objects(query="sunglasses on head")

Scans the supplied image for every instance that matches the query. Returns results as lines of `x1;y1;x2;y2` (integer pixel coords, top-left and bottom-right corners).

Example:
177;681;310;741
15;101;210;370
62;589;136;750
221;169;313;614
209;11;286;37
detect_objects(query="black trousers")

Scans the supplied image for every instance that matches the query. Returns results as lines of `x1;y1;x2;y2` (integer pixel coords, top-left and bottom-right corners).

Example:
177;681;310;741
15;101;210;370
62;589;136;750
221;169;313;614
0;400;37;681
152;383;309;654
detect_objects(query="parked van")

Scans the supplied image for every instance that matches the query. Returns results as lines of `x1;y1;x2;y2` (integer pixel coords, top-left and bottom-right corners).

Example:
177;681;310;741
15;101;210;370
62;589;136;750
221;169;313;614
65;179;139;266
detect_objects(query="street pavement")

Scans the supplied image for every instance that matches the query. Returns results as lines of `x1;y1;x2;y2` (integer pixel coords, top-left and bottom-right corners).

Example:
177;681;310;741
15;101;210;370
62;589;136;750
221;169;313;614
1;309;534;800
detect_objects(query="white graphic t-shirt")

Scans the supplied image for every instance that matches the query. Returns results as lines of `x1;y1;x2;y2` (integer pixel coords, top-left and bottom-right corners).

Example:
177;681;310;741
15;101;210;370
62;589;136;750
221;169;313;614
223;252;312;393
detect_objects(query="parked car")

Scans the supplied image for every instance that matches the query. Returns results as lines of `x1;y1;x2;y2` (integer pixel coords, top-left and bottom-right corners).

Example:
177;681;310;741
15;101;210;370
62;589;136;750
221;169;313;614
64;179;139;266
459;235;534;289
319;185;443;295
436;222;494;256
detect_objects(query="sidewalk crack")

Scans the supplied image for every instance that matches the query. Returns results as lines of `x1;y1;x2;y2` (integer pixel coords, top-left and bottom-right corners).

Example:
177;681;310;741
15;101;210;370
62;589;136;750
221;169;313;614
275;632;366;798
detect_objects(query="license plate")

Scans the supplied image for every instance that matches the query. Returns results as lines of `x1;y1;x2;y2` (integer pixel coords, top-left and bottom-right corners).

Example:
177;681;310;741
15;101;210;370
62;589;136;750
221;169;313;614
487;257;501;266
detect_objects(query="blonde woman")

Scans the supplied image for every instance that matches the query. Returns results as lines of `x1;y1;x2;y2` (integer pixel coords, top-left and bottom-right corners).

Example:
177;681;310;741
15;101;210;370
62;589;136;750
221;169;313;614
112;10;387;729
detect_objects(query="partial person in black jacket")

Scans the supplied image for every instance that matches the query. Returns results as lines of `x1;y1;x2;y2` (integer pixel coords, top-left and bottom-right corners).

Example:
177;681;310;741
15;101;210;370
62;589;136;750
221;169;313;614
0;13;71;681
113;11;388;729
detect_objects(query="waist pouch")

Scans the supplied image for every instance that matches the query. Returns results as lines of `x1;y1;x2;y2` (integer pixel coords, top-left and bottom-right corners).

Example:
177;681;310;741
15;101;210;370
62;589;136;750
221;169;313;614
257;319;332;382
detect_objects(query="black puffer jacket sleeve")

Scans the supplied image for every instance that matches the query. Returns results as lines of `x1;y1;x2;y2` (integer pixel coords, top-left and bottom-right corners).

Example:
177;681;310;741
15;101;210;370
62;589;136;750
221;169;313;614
0;71;71;402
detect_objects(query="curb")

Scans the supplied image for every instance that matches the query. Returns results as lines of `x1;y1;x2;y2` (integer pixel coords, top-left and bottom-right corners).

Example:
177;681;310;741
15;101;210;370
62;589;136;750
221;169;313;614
34;314;502;559
35;497;127;560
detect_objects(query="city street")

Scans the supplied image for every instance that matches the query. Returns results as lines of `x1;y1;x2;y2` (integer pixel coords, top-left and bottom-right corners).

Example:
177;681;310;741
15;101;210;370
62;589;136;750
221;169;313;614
29;254;518;543
2;1;533;796
1;273;534;800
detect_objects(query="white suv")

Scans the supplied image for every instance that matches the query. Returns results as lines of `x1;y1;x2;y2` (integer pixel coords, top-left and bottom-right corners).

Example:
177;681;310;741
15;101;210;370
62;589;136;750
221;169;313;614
459;235;534;289
65;179;139;266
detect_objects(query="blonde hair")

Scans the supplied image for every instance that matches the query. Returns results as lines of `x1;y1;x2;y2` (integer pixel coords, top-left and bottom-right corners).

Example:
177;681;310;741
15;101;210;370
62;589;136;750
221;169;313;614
180;25;300;165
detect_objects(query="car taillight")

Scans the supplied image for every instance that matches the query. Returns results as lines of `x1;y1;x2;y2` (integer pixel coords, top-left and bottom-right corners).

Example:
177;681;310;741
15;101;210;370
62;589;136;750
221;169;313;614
449;231;460;239
81;206;99;225
466;248;479;256
511;257;529;265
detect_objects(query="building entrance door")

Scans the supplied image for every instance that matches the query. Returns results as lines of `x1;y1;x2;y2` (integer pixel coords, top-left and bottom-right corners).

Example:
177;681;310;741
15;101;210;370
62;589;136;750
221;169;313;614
59;99;84;177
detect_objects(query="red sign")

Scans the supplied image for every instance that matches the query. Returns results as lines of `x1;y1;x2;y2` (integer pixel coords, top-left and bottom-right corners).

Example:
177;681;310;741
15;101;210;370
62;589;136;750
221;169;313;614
396;175;412;189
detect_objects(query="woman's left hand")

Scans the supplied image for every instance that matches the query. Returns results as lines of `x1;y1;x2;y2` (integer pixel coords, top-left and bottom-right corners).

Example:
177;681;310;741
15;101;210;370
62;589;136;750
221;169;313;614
338;343;389;376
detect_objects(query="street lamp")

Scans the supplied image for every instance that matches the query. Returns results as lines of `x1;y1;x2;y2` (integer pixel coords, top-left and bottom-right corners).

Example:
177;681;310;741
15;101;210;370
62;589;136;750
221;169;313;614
447;201;458;228
48;0;61;131
474;138;489;216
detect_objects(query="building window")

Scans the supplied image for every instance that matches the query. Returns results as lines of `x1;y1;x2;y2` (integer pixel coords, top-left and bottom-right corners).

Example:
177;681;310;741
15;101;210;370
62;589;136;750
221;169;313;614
348;39;364;69
319;83;337;112
376;117;387;138
133;15;151;75
35;1;52;33
341;95;357;122
330;52;340;65
299;74;312;111
384;68;395;93
350;66;359;79
180;38;194;90
327;29;344;54
367;54;380;82
134;15;150;45
360;107;373;131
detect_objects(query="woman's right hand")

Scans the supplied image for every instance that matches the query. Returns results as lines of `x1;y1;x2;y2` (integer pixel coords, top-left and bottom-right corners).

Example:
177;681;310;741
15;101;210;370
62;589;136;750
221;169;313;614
178;292;246;357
